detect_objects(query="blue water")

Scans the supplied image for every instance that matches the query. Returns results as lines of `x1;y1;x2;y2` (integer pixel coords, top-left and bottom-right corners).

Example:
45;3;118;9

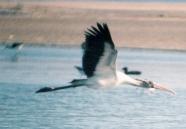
0;45;186;129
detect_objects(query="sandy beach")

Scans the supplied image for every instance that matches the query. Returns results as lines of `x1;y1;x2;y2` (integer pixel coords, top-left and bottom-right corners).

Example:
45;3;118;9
1;1;186;50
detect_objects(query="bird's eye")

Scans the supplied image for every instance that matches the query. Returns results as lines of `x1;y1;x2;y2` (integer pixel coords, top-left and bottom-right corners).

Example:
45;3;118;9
148;81;154;88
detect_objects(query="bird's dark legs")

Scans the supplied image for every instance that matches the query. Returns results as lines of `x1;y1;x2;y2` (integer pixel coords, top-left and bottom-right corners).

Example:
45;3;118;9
36;84;84;93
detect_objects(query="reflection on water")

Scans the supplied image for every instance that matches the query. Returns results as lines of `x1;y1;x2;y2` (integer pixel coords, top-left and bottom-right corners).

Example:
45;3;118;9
0;45;186;129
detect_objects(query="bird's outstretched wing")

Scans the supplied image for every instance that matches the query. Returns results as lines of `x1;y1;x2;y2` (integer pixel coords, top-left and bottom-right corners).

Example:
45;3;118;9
82;23;117;78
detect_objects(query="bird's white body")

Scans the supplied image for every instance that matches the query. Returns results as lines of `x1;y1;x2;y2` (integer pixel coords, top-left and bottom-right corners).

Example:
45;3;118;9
86;74;116;88
83;71;141;89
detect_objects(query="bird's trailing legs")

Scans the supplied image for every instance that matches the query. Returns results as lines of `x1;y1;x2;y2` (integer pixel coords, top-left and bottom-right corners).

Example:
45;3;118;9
35;84;83;93
36;79;87;93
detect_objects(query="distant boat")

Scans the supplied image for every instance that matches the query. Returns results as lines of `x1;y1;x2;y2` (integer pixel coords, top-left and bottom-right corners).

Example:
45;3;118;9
122;67;141;75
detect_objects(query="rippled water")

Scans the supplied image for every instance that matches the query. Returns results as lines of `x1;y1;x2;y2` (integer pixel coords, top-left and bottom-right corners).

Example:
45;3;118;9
0;45;186;129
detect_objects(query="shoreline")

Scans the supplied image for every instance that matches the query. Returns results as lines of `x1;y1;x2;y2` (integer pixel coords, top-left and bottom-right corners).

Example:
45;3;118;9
1;1;186;50
3;1;186;11
1;41;186;53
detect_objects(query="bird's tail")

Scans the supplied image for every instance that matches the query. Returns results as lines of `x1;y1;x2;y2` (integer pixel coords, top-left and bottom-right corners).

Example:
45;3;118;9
36;79;87;93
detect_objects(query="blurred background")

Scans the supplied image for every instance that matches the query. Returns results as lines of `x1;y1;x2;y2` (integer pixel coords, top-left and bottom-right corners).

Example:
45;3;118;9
1;0;186;49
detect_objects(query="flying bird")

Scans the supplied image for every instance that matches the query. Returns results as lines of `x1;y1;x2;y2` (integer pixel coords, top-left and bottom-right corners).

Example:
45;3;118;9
5;42;23;50
36;23;175;95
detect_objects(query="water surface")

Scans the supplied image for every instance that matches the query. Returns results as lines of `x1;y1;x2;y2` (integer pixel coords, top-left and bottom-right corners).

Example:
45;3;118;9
0;45;186;129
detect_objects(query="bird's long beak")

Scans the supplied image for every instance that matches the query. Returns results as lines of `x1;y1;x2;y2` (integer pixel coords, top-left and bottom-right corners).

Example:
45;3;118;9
136;79;176;95
152;82;176;95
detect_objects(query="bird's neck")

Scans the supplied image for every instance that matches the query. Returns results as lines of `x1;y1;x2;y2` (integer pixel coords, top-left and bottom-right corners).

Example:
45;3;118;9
116;71;141;86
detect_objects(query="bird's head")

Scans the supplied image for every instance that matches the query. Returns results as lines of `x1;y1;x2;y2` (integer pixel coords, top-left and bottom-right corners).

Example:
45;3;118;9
137;79;176;95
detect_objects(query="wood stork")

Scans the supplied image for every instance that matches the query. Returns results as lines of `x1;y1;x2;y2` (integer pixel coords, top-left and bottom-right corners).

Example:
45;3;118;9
36;23;175;95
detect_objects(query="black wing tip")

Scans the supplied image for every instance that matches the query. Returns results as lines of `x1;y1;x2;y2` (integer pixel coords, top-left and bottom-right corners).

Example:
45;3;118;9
84;22;114;46
96;22;107;26
85;22;109;36
96;22;107;29
98;22;108;30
